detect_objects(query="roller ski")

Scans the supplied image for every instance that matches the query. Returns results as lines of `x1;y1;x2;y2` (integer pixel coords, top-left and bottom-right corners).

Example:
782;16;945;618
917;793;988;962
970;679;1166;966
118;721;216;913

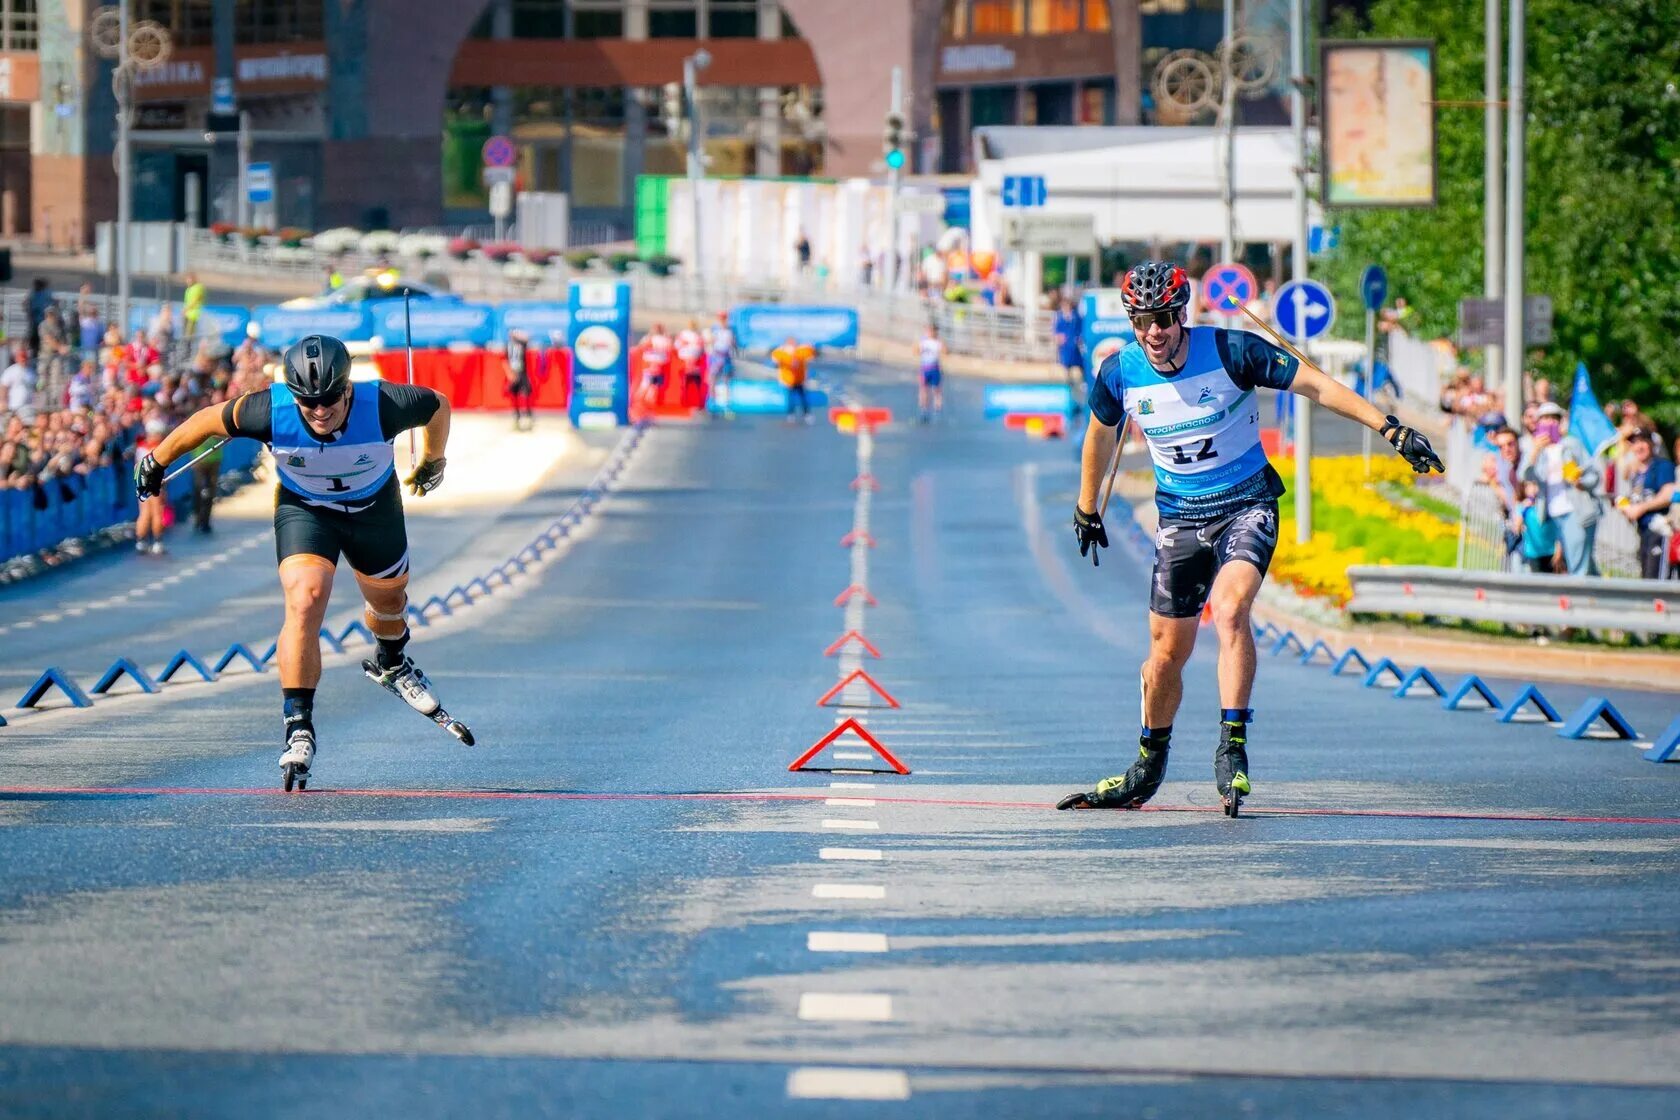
1056;736;1169;810
279;727;315;793
1215;719;1251;818
363;654;476;746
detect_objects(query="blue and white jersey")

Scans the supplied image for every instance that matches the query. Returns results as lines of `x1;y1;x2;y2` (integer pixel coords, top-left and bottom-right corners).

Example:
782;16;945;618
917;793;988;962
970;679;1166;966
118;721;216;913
918;337;943;372
269;382;396;507
1090;326;1298;520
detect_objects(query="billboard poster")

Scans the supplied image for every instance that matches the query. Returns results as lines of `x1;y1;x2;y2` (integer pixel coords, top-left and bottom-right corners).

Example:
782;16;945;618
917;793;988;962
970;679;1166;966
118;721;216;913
1080;289;1136;380
567;280;631;428
1321;40;1437;208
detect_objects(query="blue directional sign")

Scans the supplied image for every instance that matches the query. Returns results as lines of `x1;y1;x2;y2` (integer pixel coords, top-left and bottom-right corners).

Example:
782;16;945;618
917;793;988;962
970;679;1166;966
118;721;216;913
1203;262;1258;317
246;162;274;204
1001;175;1047;208
1308;224;1341;254
1361;264;1389;312
1273;278;1336;341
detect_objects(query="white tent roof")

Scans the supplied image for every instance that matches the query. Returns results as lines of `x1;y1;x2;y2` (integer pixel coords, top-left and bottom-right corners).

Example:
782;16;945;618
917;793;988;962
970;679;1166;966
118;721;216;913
973;126;1322;248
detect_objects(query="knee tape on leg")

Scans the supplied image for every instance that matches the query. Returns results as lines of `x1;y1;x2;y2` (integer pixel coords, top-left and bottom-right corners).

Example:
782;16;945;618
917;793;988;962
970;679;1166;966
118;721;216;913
365;599;409;639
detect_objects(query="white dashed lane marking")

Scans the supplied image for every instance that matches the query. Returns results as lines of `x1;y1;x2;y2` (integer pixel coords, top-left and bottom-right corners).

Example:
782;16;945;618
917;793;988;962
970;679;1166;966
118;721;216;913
786;1068;909;1101
824;798;877;808
819;847;883;861
828;781;875;789
821;819;879;831
808;931;890;953
812;883;886;900
797;993;893;1022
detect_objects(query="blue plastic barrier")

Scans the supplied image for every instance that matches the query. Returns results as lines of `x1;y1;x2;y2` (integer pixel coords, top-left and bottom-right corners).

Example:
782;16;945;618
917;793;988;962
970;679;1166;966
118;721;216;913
1362;658;1405;688
91;658;161;696
1270;630;1306;657
317;628;345;654
465;577;492;598
1643;716;1680;763
1393;666;1446;699
336;620;374;646
215;643;266;674
17;667;94;710
157;649;217;684
418;595;452;619
1557;697;1637;741
1443;675;1502;711
982;384;1076;419
1298;639;1336;666
1330;648;1371;677
445;586;473;607
405;606;431;629
260;641;279;665
703;379;832;416
1495;684;1561;724
730;305;859;352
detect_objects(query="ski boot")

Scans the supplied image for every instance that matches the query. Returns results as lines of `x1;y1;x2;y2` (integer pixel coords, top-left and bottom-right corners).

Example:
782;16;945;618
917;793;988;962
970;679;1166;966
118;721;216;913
1215;720;1252;818
279;726;315;792
1057;737;1170;810
363;653;476;746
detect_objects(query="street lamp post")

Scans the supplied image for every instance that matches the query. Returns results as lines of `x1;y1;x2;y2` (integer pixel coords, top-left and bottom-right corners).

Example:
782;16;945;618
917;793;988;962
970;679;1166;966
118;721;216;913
684;49;711;291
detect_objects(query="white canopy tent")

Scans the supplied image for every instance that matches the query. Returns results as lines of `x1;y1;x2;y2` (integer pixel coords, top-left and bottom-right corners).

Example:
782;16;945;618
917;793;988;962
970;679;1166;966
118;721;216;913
971;126;1323;253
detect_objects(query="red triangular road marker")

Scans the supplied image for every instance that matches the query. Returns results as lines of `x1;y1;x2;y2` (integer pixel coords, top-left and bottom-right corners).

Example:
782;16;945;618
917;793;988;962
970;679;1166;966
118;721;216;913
840;530;876;548
834;585;878;607
850;474;880;492
824;630;882;658
815;668;901;709
787;717;910;775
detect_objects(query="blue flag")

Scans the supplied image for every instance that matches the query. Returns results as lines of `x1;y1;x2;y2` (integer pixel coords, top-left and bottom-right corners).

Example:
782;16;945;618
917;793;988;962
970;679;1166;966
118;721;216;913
1568;361;1620;456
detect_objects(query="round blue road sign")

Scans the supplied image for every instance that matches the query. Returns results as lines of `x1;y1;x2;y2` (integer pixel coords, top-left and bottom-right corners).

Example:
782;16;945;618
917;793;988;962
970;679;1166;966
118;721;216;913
1203;263;1258;317
482;135;517;169
1361;264;1389;312
1273;278;1336;341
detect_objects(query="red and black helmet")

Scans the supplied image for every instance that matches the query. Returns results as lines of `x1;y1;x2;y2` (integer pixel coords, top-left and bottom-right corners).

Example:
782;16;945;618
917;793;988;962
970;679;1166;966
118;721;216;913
1119;261;1191;316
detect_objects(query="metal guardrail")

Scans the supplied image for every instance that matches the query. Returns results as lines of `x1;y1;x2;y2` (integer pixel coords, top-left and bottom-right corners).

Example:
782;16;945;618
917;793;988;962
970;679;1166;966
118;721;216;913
1347;565;1680;636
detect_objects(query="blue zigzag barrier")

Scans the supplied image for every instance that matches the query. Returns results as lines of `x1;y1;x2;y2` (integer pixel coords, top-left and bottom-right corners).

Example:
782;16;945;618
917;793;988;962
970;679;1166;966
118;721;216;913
215;643;266;674
91;658;161;695
1496;683;1561;724
157;649;217;684
1394;666;1446;699
465;578;492;598
1330;648;1370;677
1298;639;1336;666
1443;675;1502;712
1643;717;1680;763
445;585;473;607
1557;697;1638;741
17;667;94;709
336;620;374;646
1270;631;1306;657
261;641;279;665
419;596;452;619
317;628;345;655
1362;658;1405;688
405;606;432;629
0;711;7;726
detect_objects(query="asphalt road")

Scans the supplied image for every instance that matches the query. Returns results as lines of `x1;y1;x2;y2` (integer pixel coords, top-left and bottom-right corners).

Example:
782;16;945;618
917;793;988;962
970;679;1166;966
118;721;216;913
1;362;1677;1118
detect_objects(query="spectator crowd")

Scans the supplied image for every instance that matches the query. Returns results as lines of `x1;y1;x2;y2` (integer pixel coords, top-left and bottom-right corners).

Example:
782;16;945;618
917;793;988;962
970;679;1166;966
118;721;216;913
1;278;271;560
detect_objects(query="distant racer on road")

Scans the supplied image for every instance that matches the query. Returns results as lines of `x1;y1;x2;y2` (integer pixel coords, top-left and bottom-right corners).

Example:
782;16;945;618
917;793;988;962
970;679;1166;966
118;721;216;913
134;335;472;790
1060;261;1442;816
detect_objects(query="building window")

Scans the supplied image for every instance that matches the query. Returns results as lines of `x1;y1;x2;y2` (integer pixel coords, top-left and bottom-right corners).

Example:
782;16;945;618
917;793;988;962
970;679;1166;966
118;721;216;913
707;0;758;38
1029;0;1081;34
134;0;214;48
970;0;1023;36
233;0;324;46
970;85;1017;127
510;0;569;38
1084;0;1110;31
1079;79;1114;124
649;2;698;38
941;0;968;39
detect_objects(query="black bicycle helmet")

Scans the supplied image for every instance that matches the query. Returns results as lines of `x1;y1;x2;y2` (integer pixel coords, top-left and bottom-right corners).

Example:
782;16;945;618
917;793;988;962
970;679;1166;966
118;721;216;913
282;335;353;403
1119;261;1192;315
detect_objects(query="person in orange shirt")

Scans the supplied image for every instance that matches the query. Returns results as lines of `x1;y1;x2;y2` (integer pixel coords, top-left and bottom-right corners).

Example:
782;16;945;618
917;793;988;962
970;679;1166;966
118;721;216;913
771;335;815;424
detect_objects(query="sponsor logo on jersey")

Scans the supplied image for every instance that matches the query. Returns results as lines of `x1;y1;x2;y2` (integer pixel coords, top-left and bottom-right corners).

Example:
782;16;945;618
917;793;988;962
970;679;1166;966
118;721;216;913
355;454;373;465
1198;386;1216;404
287;454;306;468
1137;399;1154;415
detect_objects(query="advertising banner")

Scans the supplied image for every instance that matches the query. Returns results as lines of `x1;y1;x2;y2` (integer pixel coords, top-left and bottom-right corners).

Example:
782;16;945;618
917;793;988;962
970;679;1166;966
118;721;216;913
366;299;496;349
567;280;631;428
495;302;571;346
253;306;373;348
982;384;1076;419
1080;289;1136;378
1322;40;1437;207
731;305;859;353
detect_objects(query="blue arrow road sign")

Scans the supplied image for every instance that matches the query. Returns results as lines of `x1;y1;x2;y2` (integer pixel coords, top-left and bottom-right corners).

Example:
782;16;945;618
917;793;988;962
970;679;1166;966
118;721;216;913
1274;278;1336;341
246;162;274;204
1203;263;1257;316
1361;265;1388;312
1001;175;1047;208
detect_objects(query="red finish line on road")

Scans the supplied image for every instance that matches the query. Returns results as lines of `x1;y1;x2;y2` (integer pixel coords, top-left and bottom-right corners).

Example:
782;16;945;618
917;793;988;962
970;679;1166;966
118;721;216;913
1;786;1678;825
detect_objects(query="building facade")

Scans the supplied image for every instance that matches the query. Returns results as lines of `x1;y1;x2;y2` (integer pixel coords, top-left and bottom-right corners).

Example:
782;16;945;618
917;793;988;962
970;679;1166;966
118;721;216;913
3;0;1275;245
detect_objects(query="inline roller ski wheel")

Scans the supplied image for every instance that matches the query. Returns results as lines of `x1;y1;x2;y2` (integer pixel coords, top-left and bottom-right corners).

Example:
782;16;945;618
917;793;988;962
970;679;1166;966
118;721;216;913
282;763;307;792
363;658;476;746
1221;773;1250;818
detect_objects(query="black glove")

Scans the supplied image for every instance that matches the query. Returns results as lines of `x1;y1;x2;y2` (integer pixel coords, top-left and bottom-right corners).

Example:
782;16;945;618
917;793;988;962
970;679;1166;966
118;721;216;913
1380;415;1445;474
1073;506;1109;566
133;452;164;500
406;456;447;496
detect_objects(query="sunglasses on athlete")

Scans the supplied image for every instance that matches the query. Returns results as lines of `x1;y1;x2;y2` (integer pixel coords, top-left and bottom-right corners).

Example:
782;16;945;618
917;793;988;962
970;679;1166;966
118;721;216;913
295;387;346;410
1129;310;1179;331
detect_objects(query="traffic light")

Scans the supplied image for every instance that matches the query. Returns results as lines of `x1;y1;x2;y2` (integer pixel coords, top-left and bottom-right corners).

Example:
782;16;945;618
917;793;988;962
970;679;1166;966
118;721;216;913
883;110;907;171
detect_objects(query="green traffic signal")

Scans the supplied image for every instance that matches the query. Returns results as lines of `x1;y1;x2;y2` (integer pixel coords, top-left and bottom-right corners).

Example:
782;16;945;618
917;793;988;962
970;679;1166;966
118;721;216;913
885;149;905;170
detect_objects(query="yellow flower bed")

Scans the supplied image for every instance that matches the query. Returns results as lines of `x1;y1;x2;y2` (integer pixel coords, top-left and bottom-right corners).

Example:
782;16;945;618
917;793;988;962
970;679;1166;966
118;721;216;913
1266;455;1457;604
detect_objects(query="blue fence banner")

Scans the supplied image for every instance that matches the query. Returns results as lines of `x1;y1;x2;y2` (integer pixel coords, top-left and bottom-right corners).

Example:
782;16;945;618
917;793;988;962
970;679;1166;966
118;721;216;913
2;439;260;564
495;302;571;346
1081;289;1136;378
730;306;859;353
366;299;497;348
568;279;632;428
253;306;374;348
705;379;830;416
982;384;1076;419
197;304;253;347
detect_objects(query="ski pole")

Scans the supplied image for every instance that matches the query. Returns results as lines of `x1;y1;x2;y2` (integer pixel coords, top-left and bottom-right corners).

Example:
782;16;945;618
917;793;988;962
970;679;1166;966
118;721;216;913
403;290;417;471
1223;294;1329;377
162;438;226;484
1097;410;1130;520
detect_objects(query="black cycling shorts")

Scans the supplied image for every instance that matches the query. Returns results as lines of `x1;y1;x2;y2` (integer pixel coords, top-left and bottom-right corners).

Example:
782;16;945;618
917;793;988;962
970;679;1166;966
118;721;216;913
274;477;410;579
1150;500;1280;618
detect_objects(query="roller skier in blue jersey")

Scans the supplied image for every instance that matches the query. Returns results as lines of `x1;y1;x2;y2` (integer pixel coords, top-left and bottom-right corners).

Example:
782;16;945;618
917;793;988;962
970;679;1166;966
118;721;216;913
1059;262;1442;816
135;335;472;791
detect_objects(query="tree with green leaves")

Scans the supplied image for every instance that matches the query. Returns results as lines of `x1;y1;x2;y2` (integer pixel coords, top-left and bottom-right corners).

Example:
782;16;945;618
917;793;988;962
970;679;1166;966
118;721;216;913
1316;0;1680;431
